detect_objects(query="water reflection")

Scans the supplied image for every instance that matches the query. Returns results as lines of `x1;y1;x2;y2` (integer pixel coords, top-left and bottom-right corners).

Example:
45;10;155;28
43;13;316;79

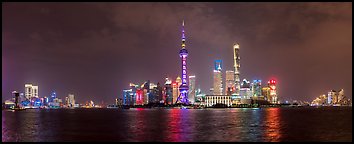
2;107;351;142
263;108;282;142
166;109;182;141
126;108;148;142
2;110;43;142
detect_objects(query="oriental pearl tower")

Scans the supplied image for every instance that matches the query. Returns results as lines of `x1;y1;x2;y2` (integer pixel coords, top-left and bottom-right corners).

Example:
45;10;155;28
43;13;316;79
175;20;189;105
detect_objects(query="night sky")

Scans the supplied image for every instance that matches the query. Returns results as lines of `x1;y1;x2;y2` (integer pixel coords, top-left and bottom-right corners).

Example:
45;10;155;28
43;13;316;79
2;2;352;104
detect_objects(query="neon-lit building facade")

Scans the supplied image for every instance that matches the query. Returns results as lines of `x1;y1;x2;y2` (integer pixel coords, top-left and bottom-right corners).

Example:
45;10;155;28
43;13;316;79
233;44;240;96
213;60;223;95
123;89;132;105
225;70;234;95
240;79;252;99
172;82;178;104
25;84;39;100
136;89;143;105
252;80;262;97
188;75;196;104
165;78;173;105
68;94;75;107
176;20;189;105
262;87;271;101
268;79;278;104
214;60;223;71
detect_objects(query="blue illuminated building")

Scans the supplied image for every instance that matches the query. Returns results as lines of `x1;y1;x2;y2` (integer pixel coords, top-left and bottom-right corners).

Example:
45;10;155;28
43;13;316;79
214;59;223;71
34;98;42;107
176;20;189;105
252;80;262;97
123;89;134;106
49;91;57;102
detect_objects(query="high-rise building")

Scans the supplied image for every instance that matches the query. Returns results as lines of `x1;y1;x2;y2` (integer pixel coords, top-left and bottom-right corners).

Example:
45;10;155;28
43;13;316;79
327;90;336;104
262;87;271;101
172;82;178;104
122;83;139;106
338;89;345;104
165;78;173;105
49;91;57;103
176;20;189;105
25;84;39;100
174;76;182;104
240;79;252;99
131;83;139;105
149;82;157;103
142;81;150;105
123;89;133;105
251;80;262;97
213;60;223;95
225;70;235;95
136;89;143;105
188;75;196;104
68;94;75;107
12;91;20;108
268;79;278;104
326;89;348;105
65;96;69;107
214;60;223;71
156;82;163;103
233;44;240;96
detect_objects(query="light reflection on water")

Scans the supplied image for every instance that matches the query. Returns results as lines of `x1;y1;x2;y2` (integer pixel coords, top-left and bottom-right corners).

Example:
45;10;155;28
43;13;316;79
2;107;352;142
264;108;281;142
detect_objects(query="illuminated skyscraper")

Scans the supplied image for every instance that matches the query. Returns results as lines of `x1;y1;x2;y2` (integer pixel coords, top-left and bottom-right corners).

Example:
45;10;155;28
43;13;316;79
240;79;252;99
142;81;150;104
136;89;143;105
155;82;163;103
165;77;173;105
12;91;20;109
25;84;39;100
338;89;345;104
262;87;271;101
122;83;139;106
188;75;196;104
49;91;57;103
225;70;234;95
68;94;75;107
176;20;189;105
233;44;240;96
149;82;157;103
251;80;262;97
213;60;223;95
172;82;178;104
123;89;132;105
268;79;278;104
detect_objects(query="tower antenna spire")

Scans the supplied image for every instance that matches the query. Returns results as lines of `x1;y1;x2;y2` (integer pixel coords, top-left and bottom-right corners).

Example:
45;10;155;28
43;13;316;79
182;20;186;49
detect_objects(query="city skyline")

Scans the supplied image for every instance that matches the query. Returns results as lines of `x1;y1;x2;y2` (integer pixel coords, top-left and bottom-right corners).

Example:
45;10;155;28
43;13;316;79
2;2;352;103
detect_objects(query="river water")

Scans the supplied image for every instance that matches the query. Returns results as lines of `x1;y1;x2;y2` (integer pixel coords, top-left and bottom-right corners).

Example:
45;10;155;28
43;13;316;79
2;107;352;142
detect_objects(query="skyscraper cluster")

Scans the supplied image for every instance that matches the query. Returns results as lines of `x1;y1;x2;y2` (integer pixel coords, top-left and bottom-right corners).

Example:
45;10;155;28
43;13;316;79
6;83;78;109
206;43;279;107
121;21;200;106
121;21;280;107
122;75;197;106
311;89;351;106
